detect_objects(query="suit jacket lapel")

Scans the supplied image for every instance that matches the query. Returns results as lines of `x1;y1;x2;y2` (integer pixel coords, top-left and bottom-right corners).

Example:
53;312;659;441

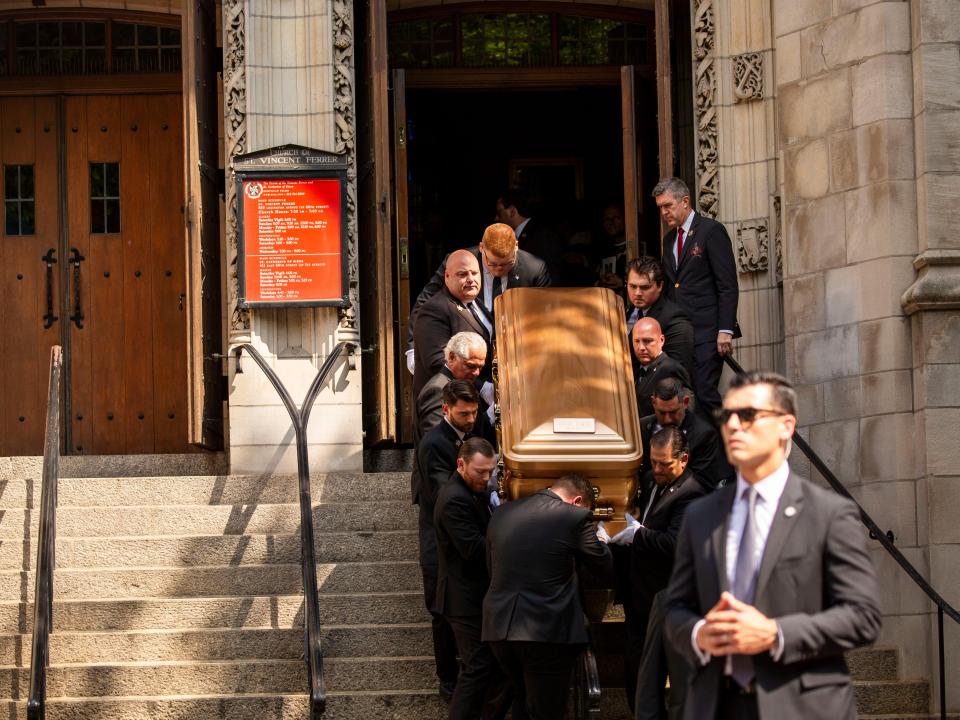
449;295;489;340
755;473;804;599
663;231;678;275
678;214;700;268
712;486;737;594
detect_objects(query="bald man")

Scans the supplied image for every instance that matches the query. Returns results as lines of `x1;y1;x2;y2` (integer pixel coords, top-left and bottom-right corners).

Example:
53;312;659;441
632;317;693;418
413;250;493;400
406;224;551;372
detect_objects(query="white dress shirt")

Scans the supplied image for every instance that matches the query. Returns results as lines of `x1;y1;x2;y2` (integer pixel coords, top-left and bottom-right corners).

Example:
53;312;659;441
444;418;466;441
513;217;530;239
466;301;493;337
691;461;790;668
481;264;508;315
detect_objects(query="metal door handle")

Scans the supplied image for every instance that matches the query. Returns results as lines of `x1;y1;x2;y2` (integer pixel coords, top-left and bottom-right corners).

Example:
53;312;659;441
41;249;58;329
178;293;185;311
68;247;85;329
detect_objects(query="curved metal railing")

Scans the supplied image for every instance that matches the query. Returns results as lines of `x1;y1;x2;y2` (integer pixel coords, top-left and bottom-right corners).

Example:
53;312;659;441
233;341;352;718
723;354;958;719
28;346;63;720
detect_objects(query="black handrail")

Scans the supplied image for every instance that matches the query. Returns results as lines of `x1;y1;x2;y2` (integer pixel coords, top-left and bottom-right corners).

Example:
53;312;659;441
28;346;63;720
723;354;958;719
233;341;353;718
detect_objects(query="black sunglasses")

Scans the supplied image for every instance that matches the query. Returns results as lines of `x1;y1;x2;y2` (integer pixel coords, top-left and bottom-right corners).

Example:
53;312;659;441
713;407;786;426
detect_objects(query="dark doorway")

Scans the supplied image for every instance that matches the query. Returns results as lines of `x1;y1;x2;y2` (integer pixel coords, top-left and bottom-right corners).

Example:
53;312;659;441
402;84;659;297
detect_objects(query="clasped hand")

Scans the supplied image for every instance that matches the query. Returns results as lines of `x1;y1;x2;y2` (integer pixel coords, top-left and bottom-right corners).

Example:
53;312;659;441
695;592;778;656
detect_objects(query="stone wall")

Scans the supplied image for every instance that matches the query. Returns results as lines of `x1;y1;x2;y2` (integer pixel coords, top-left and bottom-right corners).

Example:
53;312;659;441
773;0;960;709
224;0;363;474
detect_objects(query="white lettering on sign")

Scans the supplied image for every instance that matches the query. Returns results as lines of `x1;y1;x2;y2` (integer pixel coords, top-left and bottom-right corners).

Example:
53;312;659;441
553;418;597;434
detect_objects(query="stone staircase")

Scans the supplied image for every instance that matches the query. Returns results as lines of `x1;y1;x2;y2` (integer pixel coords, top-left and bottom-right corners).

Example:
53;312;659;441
0;457;946;719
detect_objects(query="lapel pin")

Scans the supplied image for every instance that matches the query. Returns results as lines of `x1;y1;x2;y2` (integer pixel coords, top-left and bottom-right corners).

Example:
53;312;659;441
784;506;797;517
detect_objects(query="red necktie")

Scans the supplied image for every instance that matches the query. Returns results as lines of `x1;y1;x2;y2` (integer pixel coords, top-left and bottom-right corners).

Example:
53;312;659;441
676;227;685;264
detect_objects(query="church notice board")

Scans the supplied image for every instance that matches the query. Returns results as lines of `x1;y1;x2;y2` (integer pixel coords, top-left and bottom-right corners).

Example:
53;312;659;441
234;145;349;308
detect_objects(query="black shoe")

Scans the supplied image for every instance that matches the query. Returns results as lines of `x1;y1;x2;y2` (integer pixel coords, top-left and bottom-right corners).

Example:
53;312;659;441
439;680;457;701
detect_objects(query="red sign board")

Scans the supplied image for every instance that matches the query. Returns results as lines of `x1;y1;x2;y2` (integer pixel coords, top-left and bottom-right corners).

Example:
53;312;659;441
240;177;344;306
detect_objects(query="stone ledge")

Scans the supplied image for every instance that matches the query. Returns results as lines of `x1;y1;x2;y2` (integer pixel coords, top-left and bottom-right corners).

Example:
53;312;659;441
902;250;960;314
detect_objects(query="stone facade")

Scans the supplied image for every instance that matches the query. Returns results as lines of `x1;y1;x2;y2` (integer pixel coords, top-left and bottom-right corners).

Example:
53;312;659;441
224;0;363;474
767;0;960;710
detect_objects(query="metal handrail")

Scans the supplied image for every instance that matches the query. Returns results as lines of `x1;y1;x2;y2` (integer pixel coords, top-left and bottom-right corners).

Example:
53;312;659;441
233;341;353;718
723;354;958;719
28;346;63;720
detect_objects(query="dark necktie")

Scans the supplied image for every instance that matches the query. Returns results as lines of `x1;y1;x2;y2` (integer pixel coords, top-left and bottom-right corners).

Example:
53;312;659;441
492;276;503;302
627;307;640;335
732;486;759;688
676;227;685;265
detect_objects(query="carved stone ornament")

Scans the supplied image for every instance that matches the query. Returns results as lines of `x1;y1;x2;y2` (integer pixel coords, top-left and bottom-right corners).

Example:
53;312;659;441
693;0;719;219
773;195;783;281
332;0;360;342
223;0;249;333
733;51;763;102
736;219;769;273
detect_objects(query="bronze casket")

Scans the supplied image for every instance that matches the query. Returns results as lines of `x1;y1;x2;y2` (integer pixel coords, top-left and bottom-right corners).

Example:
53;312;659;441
494;287;642;533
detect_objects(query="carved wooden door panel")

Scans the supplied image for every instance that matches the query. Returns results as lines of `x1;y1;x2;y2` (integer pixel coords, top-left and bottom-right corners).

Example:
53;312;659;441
0;97;61;456
64;94;189;455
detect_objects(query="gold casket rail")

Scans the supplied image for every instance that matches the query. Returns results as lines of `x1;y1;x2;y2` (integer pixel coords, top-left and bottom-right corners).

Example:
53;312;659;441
493;287;642;534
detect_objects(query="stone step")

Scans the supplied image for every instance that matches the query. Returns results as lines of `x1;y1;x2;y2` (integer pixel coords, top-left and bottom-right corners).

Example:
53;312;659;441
0;690;448;720
0;657;437;697
0;454;228;483
846;647;900;682
21;624;432;664
0;473;410;508
0;592;427;632
0;561;423;601
854;681;931;716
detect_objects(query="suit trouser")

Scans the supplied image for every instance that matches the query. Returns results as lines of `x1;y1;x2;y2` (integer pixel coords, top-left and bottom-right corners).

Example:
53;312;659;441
693;340;723;415
418;506;460;685
635;591;692;720
490;640;582;720
446;615;511;720
622;598;652;714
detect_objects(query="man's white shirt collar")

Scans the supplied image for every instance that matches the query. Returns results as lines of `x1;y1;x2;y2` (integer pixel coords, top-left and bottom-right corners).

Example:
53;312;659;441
734;459;790;506
444;418;466;440
514;218;530;239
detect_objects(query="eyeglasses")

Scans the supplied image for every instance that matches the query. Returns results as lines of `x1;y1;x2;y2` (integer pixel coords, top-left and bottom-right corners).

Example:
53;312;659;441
714;406;786;427
481;250;517;271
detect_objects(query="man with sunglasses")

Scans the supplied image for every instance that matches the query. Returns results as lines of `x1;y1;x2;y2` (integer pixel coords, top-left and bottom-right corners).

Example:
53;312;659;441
664;371;880;720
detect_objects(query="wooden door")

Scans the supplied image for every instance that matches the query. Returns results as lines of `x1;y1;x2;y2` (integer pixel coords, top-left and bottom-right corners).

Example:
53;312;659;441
391;69;414;444
64;94;189;455
621;65;640;262
0;97;61;456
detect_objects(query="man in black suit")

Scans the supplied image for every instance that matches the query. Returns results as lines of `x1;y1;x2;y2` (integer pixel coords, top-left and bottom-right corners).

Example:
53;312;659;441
409;223;551;340
413;249;492;400
639;377;733;489
665;372;881;720
620;427;707;719
418;381;485;700
496;188;562;281
483;474;614;720
633;317;693;418
435;438;510;720
625;256;695;378
653;177;738;414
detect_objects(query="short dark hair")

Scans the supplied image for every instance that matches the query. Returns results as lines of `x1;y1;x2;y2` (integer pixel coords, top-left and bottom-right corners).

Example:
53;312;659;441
442;379;479;408
728;371;797;416
498;188;531;217
650;425;687;459
652;376;692;402
552;473;595;510
458;436;495;462
625;255;664;286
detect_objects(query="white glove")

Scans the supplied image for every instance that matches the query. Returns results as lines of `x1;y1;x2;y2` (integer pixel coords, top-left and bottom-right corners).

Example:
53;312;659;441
405;348;416;375
479;381;496;406
609;512;642;546
489;492;501;509
596;522;611;544
487;403;496;427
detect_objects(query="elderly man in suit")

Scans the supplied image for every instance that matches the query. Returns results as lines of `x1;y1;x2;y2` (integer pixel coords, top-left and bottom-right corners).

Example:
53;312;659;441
406;223;551;374
417;380;485;701
665;371;881;720
435;438;511;720
413;250;492;400
625;256;695;378
633;317;693;418
639;377;733;489
483;474;613;720
653;177;738;414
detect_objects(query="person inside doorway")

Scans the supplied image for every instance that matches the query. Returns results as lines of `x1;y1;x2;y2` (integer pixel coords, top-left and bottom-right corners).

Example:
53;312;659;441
495;188;562;281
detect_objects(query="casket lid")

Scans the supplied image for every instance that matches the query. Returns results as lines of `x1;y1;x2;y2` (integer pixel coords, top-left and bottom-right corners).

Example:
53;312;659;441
495;287;642;475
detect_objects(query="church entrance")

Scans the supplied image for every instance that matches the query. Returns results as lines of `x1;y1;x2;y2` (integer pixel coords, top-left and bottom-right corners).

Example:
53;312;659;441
0;13;193;456
357;0;696;445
